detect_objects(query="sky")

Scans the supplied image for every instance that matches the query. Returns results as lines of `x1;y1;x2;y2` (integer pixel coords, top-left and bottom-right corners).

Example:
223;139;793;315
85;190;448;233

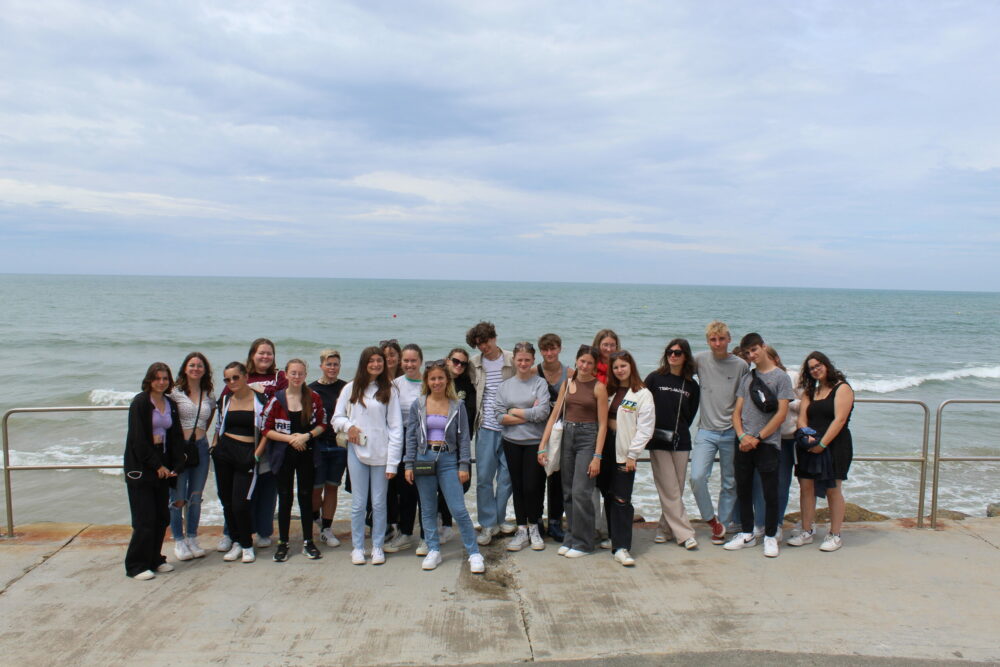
1;1;998;291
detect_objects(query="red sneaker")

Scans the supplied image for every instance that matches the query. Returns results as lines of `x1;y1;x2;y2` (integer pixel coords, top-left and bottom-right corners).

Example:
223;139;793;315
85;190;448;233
709;517;726;544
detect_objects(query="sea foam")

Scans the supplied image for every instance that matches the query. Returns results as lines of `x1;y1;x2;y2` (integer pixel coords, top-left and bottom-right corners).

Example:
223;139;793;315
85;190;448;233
89;389;134;406
853;365;1000;394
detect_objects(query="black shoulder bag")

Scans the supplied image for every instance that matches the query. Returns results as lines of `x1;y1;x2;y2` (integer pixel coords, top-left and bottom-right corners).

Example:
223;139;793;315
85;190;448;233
749;370;778;414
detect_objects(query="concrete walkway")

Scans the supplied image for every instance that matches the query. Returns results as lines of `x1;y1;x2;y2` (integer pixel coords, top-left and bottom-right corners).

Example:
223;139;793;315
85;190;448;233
1;518;997;665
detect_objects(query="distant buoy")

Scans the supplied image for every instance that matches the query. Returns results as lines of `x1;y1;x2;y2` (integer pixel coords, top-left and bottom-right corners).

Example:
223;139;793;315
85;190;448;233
393;314;397;318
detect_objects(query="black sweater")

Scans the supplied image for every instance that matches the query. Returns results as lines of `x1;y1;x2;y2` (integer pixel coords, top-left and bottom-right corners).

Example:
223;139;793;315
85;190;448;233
123;391;185;484
643;372;700;451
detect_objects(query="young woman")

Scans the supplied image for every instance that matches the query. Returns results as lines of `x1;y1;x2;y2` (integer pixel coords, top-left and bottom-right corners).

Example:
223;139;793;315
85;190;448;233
309;349;347;548
218;338;287;552
212;362;268;564
435;347;476;542
381;339;403;379
591;329;620;385
261;359;327;562
536;333;567;542
333;347;403;565
123;362;184;580
385;344;424;553
788;352;855;552
539;345;608;557
402;361;485;574
168;352;217;561
644;339;701;550
494;342;552;552
599;351;655;566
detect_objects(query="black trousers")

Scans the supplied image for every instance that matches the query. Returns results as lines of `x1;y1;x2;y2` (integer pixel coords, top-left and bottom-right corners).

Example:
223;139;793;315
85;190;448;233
595;432;636;551
125;480;169;577
277;446;316;542
213;438;254;548
545;470;564;523
736;443;779;537
502;439;546;525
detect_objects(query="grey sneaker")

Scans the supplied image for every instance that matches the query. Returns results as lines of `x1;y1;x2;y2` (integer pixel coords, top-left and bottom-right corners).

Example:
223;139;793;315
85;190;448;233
528;523;545;550
507;526;529;552
383;532;414;553
787;529;815;547
415;540;429;556
476;525;498;546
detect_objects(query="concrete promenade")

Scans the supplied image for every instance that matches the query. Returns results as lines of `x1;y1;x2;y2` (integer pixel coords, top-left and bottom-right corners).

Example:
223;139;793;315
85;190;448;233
1;518;997;666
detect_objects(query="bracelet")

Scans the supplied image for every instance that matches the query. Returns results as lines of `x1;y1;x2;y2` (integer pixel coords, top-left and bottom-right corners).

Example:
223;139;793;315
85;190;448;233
738;432;747;441
593;453;603;459
819;441;827;449
254;455;260;462
537;449;547;454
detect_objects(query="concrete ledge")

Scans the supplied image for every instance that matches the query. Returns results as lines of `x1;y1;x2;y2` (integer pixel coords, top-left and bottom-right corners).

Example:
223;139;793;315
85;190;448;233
1;518;997;665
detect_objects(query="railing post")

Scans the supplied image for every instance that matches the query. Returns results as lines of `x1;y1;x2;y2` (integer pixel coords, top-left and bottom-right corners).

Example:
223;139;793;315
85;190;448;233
3;410;15;537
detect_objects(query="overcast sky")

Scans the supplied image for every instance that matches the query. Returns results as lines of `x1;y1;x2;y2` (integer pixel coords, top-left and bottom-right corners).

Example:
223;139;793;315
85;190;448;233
1;1;998;290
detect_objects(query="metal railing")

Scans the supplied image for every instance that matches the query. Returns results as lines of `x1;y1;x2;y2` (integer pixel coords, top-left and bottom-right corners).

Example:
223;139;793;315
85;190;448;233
2;406;128;537
0;397;973;537
930;399;1000;530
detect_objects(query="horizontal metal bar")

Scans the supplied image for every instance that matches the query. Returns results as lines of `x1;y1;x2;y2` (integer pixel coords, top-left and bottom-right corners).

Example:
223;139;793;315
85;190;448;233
936;456;1000;463
4;465;124;471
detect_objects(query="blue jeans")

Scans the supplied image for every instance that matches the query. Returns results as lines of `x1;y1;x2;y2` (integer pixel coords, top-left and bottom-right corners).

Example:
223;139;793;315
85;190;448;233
689;428;737;525
169;436;210;539
347;446;388;551
414;449;479;555
475;427;511;530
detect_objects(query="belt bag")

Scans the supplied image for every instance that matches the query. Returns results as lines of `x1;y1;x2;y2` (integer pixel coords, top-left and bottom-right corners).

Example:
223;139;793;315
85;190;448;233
413;447;442;476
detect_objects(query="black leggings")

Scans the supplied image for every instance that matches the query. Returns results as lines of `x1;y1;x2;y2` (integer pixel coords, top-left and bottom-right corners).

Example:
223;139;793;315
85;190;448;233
277;446;315;542
736;444;779;537
502;439;546;525
213;437;254;548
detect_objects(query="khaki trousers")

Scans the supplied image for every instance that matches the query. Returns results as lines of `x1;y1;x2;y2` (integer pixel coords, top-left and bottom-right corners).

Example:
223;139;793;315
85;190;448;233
649;449;695;542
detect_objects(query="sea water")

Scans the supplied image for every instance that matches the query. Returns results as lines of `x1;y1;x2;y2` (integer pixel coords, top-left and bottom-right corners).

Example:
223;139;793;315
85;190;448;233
1;274;998;526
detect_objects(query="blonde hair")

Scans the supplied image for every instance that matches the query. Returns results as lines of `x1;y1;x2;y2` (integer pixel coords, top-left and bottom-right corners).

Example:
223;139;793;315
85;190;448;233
705;320;730;338
319;348;341;364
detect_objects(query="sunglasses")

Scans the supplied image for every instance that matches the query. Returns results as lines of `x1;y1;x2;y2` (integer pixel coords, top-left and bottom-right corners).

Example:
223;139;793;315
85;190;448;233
425;359;447;369
449;357;468;367
223;375;242;383
667;349;684;357
379;339;399;349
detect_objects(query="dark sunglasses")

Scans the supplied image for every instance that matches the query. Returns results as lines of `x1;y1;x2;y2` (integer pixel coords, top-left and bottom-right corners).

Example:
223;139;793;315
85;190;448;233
449;357;468;367
667;349;685;357
223;375;242;383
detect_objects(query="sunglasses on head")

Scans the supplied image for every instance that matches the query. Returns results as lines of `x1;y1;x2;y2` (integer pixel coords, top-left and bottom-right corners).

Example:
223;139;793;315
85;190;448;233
425;359;447;369
379;339;398;349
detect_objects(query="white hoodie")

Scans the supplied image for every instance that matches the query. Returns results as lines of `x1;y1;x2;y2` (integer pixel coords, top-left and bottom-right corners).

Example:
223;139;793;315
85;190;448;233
332;381;403;472
613;387;656;463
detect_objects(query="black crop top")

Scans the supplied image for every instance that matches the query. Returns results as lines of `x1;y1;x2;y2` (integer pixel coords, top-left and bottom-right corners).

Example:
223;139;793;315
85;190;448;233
225;410;255;437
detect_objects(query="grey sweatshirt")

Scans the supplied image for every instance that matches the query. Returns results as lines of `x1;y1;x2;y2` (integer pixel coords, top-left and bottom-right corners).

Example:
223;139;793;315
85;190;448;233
494;375;552;444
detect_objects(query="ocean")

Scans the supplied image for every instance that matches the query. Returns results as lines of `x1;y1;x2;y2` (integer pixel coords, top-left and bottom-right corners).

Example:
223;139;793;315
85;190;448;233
2;274;998;527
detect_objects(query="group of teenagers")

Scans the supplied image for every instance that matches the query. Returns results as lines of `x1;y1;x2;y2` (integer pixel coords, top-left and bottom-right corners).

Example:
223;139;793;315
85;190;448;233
122;320;855;580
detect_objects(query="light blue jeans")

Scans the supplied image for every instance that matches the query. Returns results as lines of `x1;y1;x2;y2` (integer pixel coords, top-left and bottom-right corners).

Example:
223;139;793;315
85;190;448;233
414;449;479;555
689;428;737;525
475;427;511;530
169;437;210;539
348;446;388;551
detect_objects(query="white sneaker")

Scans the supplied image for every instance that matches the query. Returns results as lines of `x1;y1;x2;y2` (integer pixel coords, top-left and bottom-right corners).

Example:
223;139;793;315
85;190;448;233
565;548;591;558
723;533;758;550
133;570;155;580
371;547;386;565
507;526;529;552
820;533;843;552
528;524;545;551
223;542;243;561
351;548;366;565
557;545;570;556
156;562;175;573
254;536;272;549
439;525;454;544
598;538;613;550
383;532;414;553
500;521;516;535
654;531;668;544
476;525;498;546
683;537;698;550
415;540;429;556
186;537;206;558
320;528;341;548
174;539;193;561
468;553;485;574
786;529;815;547
241;547;256;563
763;536;779;558
421;550;443;570
613;549;635;566
217;535;233;552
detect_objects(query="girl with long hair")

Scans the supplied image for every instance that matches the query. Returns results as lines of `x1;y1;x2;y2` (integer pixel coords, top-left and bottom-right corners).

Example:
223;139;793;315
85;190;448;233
333;347;403;565
591;329;620;385
168;352;216;561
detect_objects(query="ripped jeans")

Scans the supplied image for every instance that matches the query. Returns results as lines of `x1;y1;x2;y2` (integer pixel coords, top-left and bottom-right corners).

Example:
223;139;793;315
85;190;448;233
603;463;636;552
169;436;210;540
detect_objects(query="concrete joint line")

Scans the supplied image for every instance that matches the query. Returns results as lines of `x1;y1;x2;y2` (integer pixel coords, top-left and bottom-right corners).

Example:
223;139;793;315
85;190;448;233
0;524;89;595
957;524;1000;551
507;558;536;662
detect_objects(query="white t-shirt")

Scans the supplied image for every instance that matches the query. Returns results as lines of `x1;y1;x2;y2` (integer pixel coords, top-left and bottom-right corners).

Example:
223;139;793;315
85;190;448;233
393;375;424;424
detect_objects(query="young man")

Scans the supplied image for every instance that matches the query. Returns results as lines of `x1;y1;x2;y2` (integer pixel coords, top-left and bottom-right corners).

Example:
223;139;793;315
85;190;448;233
537;333;567;542
725;332;794;557
689;321;749;544
467;321;516;545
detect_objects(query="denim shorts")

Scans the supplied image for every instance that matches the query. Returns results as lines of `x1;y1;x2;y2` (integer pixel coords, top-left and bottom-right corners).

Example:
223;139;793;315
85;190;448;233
314;446;347;487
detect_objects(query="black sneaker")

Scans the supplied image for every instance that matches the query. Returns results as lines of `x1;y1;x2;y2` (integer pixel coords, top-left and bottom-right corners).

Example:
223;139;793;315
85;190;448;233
273;542;289;562
303;539;322;560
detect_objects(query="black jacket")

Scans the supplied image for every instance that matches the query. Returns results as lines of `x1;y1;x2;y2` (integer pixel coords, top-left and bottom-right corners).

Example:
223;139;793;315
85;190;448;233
123;392;185;484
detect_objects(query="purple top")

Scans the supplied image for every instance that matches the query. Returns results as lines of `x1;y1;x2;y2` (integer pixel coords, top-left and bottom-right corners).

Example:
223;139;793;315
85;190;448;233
151;398;172;444
426;413;448;442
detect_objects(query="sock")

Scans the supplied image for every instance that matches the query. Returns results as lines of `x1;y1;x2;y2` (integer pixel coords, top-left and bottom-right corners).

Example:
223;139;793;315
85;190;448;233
322;518;333;529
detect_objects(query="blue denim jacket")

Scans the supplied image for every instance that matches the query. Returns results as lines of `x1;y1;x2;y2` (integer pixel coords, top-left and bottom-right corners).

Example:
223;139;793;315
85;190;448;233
403;396;471;473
